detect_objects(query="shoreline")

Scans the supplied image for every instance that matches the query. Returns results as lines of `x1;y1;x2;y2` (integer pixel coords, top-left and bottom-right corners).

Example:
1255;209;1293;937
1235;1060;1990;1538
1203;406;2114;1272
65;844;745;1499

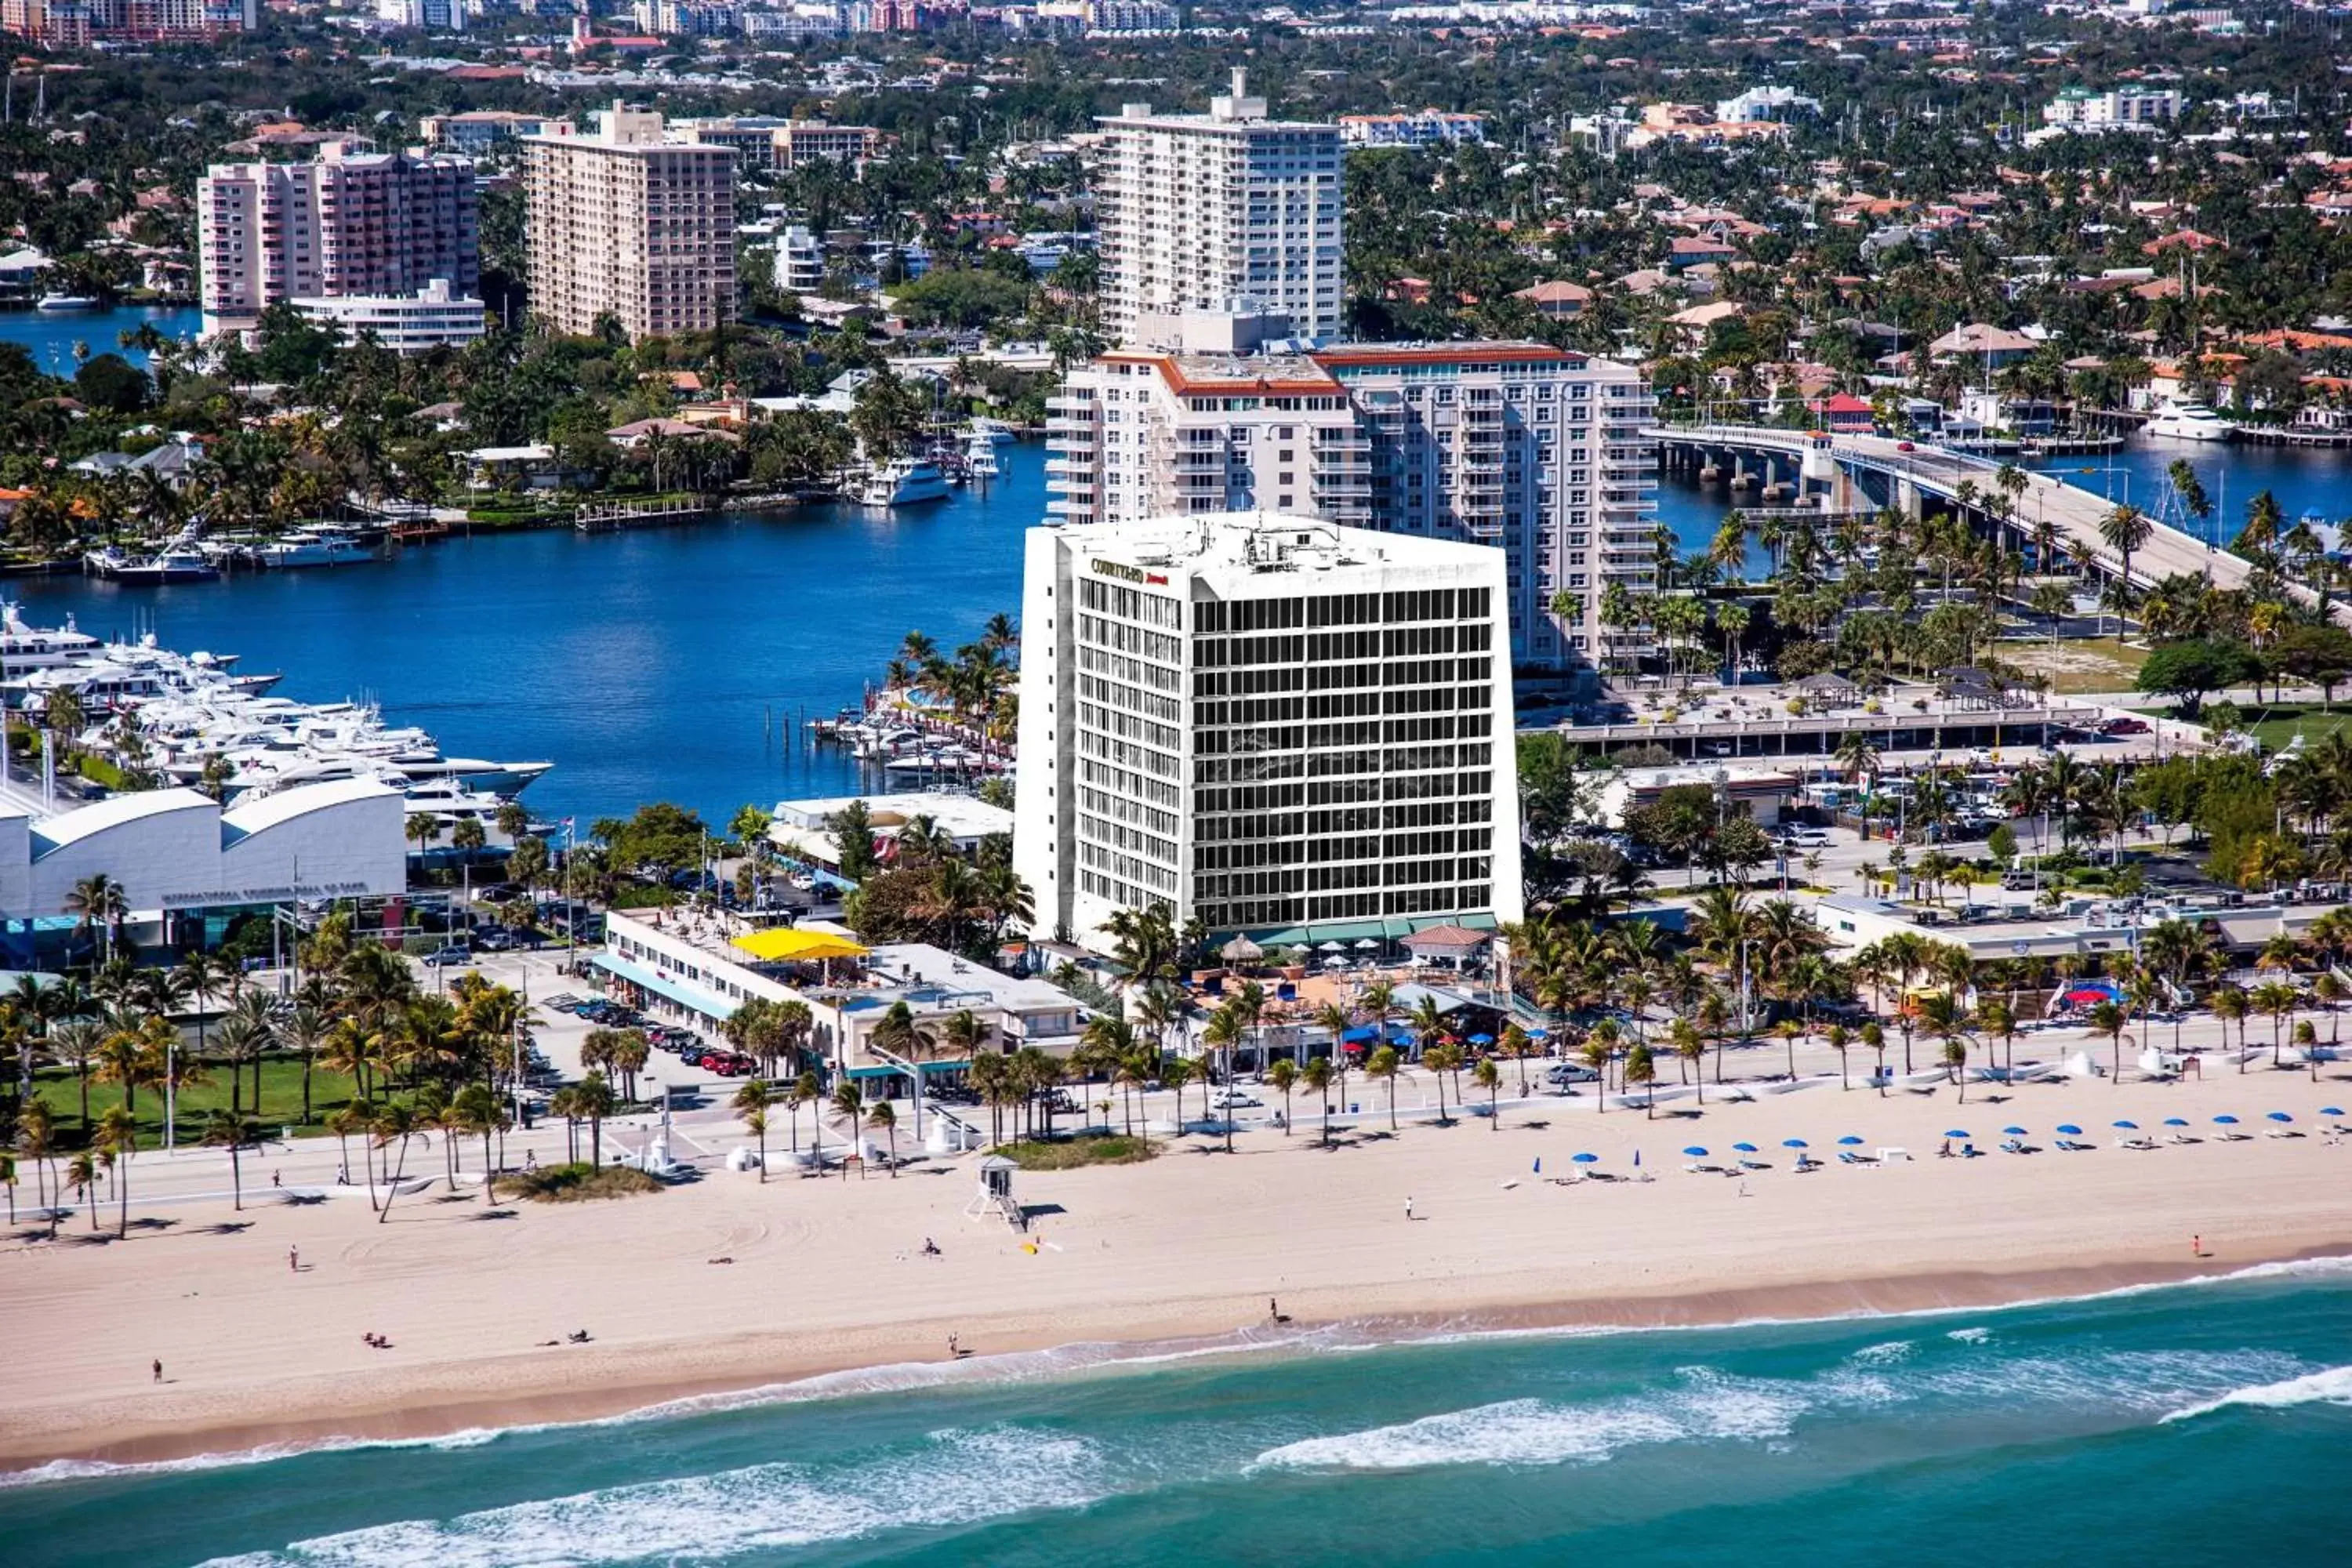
10;1240;2345;1479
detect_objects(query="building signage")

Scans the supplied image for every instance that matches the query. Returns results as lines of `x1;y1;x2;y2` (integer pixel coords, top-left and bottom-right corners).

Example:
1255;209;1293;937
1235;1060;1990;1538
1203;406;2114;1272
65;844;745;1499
1091;557;1148;584
160;880;380;911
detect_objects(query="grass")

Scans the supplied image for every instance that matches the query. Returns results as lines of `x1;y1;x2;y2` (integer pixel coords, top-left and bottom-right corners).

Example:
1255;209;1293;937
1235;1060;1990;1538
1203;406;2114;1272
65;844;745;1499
492;1161;664;1202
2235;702;2352;751
1000;1133;1159;1171
2003;636;2149;695
29;1059;363;1145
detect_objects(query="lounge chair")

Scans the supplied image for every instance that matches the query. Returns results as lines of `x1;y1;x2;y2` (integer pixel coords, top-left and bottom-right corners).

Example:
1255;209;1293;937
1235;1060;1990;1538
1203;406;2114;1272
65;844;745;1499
2266;1127;2304;1140
2000;1139;2027;1155
2217;1130;2253;1142
1683;1162;1723;1175
2165;1133;2200;1146
2118;1136;2157;1151
1837;1150;1876;1166
1792;1156;1821;1172
1737;1157;1769;1171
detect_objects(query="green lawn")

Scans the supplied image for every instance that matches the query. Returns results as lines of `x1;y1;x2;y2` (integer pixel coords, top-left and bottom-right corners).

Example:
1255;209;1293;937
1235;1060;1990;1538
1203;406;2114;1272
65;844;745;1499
2005;636;2149;695
2238;702;2352;751
29;1058;363;1147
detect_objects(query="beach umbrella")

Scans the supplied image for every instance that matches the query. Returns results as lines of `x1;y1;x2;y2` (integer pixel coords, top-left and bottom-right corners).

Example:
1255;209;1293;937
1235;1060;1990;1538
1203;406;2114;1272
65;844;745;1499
2213;1115;2239;1126
1469;1033;1495;1044
2323;1107;2346;1118
2056;1123;2083;1136
2163;1118;2190;1128
2002;1126;2027;1136
1317;941;1345;953
1733;1141;1759;1153
1682;1146;1710;1157
1354;938;1381;950
1571;1152;1599;1165
1944;1129;1970;1140
2112;1120;2139;1131
1323;955;1348;969
1838;1135;1864;1146
1782;1138;1809;1149
2267;1112;2295;1123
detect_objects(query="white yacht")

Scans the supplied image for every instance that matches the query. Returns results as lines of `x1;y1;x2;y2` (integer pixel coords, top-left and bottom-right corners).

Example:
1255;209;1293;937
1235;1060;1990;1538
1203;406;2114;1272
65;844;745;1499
855;457;953;508
2143;400;2236;443
85;528;220;584
255;531;377;568
963;429;1001;480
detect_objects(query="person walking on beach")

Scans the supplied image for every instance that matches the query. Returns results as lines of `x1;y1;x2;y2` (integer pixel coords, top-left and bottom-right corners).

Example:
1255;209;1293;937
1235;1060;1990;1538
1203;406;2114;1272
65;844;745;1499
2192;1234;2202;1258
151;1359;162;1383
1403;1196;1414;1221
288;1245;299;1272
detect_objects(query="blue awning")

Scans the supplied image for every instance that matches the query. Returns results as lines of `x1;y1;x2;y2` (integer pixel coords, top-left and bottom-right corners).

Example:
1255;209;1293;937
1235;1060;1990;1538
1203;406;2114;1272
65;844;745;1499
590;952;735;1019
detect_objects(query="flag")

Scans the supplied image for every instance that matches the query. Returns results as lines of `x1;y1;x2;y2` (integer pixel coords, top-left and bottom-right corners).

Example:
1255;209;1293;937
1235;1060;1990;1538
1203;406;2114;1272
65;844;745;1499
1533;1156;1541;1175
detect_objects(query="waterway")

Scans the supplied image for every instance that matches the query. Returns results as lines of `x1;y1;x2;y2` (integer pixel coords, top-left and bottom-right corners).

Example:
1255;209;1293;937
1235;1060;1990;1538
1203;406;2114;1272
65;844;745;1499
0;303;200;374
9;448;1043;829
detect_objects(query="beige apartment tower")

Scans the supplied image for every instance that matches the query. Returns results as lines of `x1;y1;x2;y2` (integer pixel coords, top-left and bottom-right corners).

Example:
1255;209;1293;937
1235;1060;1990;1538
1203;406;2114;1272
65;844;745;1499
522;103;737;343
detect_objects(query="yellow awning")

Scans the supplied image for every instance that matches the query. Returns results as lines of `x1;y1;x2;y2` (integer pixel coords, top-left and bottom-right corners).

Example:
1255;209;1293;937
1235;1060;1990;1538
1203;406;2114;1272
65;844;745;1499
730;928;870;962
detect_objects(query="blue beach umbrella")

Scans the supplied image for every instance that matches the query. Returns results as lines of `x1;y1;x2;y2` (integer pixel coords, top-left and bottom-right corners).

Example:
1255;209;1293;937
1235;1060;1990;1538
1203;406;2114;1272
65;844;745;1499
1944;1129;1970;1140
1571;1152;1599;1164
2163;1118;2190;1128
1838;1135;1864;1146
1683;1146;1710;1157
2267;1112;2295;1124
1733;1142;1759;1153
1782;1138;1809;1149
2323;1107;2346;1118
2214;1115;2240;1126
2002;1126;2027;1136
2112;1120;2139;1131
2056;1123;2083;1136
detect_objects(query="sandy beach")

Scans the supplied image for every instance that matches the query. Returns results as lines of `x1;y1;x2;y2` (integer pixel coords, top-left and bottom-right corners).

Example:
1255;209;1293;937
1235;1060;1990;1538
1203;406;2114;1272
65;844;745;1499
3;1068;2346;1473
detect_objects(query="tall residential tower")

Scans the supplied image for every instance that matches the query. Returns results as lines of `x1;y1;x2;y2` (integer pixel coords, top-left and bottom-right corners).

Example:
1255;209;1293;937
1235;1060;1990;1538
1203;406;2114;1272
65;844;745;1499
1094;70;1345;347
521;102;736;343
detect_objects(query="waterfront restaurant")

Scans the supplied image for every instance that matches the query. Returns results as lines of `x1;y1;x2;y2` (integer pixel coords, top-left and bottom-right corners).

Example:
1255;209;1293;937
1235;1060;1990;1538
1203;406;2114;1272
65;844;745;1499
594;908;1089;1091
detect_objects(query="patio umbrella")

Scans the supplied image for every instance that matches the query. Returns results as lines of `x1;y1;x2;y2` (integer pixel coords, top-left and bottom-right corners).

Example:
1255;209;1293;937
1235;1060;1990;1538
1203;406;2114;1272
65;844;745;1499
1469;1033;1495;1044
1733;1142;1759;1153
1682;1146;1710;1157
1221;935;1265;964
1781;1138;1809;1149
2213;1115;2240;1126
1354;938;1381;950
2056;1124;2083;1136
2267;1112;2295;1123
2112;1120;2139;1131
1317;941;1345;953
1571;1152;1599;1164
2002;1127;2028;1136
1838;1135;1865;1146
1323;955;1348;969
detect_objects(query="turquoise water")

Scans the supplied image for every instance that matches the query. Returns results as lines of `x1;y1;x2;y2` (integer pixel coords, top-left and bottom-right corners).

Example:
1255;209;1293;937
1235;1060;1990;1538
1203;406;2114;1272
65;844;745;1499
0;303;200;373
8;448;1044;825
0;1262;2343;1566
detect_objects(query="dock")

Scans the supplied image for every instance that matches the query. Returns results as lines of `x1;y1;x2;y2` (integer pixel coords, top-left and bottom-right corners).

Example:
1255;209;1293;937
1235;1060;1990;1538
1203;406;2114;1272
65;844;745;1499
573;496;713;533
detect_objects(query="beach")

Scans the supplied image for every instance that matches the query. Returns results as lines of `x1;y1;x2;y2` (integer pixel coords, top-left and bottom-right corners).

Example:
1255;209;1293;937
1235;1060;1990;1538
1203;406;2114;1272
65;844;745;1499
2;1066;2345;1474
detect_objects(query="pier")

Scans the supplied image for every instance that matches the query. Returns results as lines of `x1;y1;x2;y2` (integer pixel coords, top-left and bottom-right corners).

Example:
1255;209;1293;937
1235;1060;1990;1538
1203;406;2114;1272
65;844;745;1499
573;495;714;533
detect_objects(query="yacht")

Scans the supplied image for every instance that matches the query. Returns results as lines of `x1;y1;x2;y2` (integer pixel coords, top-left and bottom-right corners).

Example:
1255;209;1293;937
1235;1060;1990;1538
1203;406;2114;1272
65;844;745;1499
35;294;100;312
855;457;953;508
255;531;378;569
2143;400;2236;443
971;418;1017;445
85;529;220;584
963;429;1000;481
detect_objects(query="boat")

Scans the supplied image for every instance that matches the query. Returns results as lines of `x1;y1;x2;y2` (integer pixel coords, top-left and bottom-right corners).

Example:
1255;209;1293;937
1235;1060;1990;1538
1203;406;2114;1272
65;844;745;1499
972;418;1017;445
85;528;220;584
964;429;1001;480
2143;400;2236;443
35;293;100;311
855;457;953;508
254;531;378;569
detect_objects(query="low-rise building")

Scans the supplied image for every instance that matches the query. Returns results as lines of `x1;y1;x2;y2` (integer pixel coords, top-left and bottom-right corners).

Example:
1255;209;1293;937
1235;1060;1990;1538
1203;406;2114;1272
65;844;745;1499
1338;110;1489;147
2042;85;2185;129
290;278;486;355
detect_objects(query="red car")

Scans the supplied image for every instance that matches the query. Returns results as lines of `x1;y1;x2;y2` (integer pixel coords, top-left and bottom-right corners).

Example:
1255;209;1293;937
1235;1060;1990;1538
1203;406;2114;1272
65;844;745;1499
1896;441;1917;452
2098;717;2151;736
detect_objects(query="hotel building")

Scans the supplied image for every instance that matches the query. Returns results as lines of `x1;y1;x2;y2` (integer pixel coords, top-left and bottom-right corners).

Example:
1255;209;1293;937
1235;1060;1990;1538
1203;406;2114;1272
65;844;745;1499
1094;70;1344;346
521;102;736;343
290;277;487;354
196;142;478;338
1045;342;1657;677
1013;512;1523;949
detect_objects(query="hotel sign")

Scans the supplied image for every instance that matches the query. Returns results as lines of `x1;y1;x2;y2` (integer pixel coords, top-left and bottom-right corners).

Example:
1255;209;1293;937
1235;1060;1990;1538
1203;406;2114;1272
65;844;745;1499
160;880;381;911
1091;558;1169;586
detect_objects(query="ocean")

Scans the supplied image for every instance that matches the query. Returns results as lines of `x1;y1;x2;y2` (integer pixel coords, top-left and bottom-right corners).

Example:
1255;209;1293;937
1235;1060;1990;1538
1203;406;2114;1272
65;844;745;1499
0;303;201;374
0;1261;2343;1566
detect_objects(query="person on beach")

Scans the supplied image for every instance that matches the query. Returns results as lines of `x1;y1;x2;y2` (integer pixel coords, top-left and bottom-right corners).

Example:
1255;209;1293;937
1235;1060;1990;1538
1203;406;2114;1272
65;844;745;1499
1404;1196;1414;1221
2192;1234;2201;1257
288;1245;299;1272
947;1333;960;1359
152;1359;162;1383
272;1170;282;1189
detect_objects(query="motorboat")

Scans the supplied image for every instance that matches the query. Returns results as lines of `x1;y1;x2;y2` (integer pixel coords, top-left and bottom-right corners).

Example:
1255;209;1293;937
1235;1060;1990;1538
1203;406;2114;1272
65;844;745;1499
35;294;100;311
86;538;220;585
390;755;554;797
254;530;378;568
971;418;1017;445
964;429;1000;480
2143;400;2236;443
855;457;953;508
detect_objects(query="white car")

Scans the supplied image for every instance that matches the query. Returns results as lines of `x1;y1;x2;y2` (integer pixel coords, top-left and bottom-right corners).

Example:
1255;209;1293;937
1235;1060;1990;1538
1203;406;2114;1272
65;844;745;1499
1212;1090;1262;1109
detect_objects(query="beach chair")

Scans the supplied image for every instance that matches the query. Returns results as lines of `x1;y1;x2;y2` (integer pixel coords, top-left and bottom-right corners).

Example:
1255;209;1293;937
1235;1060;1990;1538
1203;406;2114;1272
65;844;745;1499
1999;1139;2027;1155
1684;1162;1724;1175
2117;1136;2157;1151
2217;1129;2253;1142
2165;1132;2199;1146
2055;1138;2092;1152
1792;1156;1821;1172
1838;1150;1875;1166
2265;1127;2303;1140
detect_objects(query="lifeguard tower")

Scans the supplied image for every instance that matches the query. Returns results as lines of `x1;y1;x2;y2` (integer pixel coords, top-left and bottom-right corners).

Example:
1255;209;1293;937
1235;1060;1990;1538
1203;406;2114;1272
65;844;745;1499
965;1154;1026;1232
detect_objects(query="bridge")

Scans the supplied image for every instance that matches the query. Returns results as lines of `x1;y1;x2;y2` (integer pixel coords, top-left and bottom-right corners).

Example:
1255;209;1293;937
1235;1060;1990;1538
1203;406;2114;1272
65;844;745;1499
1646;423;2264;601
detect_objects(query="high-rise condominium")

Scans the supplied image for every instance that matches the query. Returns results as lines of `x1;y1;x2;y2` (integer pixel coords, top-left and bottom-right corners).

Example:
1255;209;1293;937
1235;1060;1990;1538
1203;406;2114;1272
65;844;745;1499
1094;70;1344;347
197;141;478;338
1014;511;1522;948
521;102;736;343
1046;342;1657;677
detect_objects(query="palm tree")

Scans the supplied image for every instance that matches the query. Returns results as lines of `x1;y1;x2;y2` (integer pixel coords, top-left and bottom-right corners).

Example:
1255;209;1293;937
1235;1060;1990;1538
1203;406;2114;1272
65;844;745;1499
371;1102;421;1222
867;1101;898;1174
200;1107;256;1211
2085;1000;2131;1085
16;1101;57;1236
1265;1055;1298;1136
1300;1056;1334;1146
1423;1041;1461;1123
734;1078;773;1183
96;1103;136;1238
64;873;129;962
2096;503;2152;625
2251;978;2299;1069
830;1080;866;1177
1364;1044;1402;1131
1473;1056;1501;1127
793;1069;824;1162
1202;1004;1243;1153
573;1073;616;1170
1625;1042;1657;1117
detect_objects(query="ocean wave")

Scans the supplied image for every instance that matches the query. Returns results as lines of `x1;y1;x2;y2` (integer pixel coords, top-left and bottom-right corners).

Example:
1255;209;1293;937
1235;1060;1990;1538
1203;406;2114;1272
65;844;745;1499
2160;1364;2352;1424
191;1426;1105;1568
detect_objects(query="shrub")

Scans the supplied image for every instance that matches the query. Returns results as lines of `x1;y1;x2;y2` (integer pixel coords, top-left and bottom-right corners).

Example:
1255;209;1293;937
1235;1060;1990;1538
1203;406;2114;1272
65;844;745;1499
492;1161;664;1201
1000;1134;1158;1171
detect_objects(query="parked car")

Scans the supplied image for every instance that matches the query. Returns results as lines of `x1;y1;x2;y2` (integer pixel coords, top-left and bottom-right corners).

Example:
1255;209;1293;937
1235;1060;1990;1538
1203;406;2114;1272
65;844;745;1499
2098;717;2151;736
473;926;519;952
420;945;473;967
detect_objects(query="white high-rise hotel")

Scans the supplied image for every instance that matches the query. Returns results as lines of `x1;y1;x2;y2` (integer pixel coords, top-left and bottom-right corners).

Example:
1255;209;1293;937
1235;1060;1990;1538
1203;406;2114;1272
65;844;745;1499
1094;70;1345;346
1014;513;1523;945
1047;343;1657;676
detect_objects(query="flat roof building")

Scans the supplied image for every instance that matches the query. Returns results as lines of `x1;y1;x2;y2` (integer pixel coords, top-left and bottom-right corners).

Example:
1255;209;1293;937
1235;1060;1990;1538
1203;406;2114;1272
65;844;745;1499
1014;511;1522;950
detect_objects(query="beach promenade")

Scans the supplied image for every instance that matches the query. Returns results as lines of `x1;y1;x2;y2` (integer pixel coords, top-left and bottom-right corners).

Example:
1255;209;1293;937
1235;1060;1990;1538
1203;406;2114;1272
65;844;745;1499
2;1056;2344;1473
